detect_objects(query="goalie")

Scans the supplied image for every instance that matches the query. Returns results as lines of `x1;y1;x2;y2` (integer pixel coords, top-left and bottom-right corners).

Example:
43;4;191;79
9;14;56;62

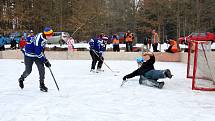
123;52;173;89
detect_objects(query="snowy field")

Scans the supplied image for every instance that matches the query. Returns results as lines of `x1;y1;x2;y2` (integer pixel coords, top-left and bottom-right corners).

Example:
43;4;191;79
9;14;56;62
0;59;215;121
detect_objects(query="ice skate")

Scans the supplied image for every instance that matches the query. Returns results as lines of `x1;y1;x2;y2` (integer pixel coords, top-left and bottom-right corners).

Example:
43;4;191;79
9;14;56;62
18;76;24;89
157;82;165;89
40;82;48;92
96;68;104;73
165;69;173;78
90;69;96;73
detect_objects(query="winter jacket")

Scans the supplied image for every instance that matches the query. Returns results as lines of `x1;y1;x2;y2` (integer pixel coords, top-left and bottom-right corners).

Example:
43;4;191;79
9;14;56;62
125;54;155;79
170;39;178;53
112;38;119;45
19;38;27;49
125;32;134;42
24;33;47;62
151;32;159;44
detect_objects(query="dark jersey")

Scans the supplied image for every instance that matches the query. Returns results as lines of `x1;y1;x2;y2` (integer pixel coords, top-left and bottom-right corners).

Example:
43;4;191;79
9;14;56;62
126;55;155;79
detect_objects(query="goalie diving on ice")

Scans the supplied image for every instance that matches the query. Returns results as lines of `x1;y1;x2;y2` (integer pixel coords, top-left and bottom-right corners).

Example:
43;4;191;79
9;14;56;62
122;52;173;89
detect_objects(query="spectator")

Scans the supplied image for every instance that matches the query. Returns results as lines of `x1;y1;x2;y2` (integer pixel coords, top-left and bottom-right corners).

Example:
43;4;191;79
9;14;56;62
19;36;27;52
112;33;120;52
23;31;27;40
67;37;75;52
0;35;6;51
143;34;151;51
165;39;179;53
151;29;159;52
124;30;134;52
10;38;17;49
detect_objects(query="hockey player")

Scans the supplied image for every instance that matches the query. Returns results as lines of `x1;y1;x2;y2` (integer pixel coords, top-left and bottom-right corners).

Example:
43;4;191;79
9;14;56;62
18;27;53;92
123;52;173;89
136;57;145;68
88;36;107;73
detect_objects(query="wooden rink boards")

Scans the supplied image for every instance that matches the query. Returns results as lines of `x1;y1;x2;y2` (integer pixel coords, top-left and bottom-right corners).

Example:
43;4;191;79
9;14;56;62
0;49;188;62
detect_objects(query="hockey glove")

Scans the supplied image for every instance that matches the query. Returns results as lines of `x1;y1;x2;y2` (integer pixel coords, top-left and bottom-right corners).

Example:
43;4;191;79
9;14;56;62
99;50;105;56
123;76;127;81
98;52;102;57
44;59;51;67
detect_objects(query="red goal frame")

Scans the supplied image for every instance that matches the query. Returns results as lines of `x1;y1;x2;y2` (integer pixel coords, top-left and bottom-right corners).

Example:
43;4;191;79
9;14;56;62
186;32;215;91
187;40;215;91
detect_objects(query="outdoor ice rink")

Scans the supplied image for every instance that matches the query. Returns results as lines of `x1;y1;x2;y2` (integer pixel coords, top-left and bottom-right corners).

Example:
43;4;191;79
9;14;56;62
0;59;215;121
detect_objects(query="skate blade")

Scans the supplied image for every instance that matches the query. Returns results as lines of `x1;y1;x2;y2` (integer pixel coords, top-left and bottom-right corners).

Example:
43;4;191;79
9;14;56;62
40;89;48;92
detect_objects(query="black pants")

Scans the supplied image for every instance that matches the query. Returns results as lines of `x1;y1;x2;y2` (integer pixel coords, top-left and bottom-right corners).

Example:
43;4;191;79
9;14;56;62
11;41;17;49
152;43;159;52
90;50;103;70
0;45;5;51
113;45;120;52
21;56;45;81
126;42;133;52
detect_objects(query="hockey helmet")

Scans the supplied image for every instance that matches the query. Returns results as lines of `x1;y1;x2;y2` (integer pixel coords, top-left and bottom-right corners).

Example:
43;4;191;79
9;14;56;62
136;57;144;63
43;27;53;36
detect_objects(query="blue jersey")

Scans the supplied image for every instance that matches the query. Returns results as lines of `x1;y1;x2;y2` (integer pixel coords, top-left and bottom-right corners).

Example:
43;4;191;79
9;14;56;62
26;35;34;42
24;33;47;62
88;38;106;53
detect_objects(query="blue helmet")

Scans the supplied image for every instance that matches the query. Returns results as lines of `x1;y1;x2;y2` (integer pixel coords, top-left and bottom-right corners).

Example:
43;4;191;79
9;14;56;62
136;57;144;63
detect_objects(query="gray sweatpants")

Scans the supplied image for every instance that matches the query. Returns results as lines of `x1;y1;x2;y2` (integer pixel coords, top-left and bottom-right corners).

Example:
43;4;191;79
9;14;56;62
21;56;45;81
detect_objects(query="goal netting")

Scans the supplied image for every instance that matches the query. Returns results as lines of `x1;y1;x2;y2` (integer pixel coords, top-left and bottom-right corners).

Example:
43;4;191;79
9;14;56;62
187;40;215;91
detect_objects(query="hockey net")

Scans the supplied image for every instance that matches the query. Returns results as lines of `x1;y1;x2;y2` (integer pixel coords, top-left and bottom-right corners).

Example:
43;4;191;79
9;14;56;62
187;40;215;91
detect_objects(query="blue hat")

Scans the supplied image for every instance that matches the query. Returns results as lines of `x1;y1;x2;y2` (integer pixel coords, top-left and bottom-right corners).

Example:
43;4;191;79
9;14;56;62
136;57;144;63
43;27;53;36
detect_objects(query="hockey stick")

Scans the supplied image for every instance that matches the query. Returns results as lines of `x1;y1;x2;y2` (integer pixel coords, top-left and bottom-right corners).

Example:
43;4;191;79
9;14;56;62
91;49;119;73
48;67;60;91
70;16;96;37
67;16;97;57
120;80;128;87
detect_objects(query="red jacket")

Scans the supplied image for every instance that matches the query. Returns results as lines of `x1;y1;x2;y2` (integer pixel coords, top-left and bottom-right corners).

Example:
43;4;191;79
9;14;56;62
19;38;27;49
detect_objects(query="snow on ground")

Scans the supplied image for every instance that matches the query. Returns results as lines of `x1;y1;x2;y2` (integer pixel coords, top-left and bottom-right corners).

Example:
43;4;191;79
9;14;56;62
44;43;215;52
0;59;215;121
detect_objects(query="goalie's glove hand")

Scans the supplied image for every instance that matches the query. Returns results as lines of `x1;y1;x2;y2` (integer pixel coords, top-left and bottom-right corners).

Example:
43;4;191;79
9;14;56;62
44;58;51;68
123;76;127;81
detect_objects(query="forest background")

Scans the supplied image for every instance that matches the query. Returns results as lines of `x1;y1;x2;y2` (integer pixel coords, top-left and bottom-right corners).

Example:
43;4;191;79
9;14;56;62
0;0;214;43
